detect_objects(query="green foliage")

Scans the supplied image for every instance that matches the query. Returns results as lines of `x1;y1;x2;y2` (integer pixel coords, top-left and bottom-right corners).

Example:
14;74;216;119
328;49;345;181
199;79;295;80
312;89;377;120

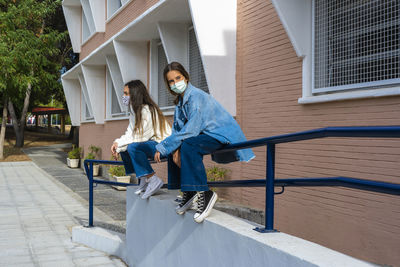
84;153;96;160
0;0;69;113
206;166;229;182
108;156;126;177
84;145;101;160
68;146;81;159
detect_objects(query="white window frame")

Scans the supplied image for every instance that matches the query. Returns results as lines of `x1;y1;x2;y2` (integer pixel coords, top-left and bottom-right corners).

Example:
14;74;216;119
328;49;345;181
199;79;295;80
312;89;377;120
81;91;94;122
106;0;133;22
311;0;400;95
106;67;129;120
269;0;400;104
107;0;122;20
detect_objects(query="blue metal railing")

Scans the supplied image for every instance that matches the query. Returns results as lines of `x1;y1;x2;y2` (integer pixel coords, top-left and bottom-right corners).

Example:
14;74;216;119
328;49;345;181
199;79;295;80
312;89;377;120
83;126;400;232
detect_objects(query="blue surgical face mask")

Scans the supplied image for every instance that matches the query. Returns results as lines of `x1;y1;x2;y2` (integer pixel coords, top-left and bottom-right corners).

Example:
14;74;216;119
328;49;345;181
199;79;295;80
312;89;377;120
170;80;187;94
122;95;130;106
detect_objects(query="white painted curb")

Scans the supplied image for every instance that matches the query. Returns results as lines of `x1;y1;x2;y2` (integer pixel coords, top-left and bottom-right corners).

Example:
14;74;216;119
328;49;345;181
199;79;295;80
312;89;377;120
72;226;126;263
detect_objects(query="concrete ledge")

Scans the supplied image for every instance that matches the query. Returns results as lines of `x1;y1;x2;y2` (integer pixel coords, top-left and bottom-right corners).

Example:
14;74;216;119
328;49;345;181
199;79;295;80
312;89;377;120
72;226;126;262
126;188;375;267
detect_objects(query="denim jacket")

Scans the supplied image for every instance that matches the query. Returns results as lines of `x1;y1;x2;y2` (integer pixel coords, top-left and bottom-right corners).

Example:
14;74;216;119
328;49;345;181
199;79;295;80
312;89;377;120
155;83;255;163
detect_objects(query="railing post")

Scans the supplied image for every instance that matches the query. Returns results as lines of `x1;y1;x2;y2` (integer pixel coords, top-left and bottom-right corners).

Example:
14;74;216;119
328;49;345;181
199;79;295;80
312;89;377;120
255;143;277;233
88;161;94;227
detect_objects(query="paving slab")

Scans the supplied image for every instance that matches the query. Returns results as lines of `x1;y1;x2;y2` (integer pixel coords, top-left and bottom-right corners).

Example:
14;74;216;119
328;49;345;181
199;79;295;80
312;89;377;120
23;144;127;231
0;161;126;267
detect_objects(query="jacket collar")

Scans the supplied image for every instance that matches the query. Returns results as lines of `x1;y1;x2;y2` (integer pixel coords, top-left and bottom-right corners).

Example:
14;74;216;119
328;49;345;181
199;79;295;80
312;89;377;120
179;82;194;106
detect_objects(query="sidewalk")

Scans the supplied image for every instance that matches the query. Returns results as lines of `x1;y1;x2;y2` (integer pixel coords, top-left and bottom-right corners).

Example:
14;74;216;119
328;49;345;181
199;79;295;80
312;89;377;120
0;161;126;267
23;144;127;232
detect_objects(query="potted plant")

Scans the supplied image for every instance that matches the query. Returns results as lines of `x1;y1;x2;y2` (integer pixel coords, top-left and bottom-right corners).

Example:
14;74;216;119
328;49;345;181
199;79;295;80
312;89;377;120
85;145;101;176
67;146;82;168
108;157;130;190
206;166;229;194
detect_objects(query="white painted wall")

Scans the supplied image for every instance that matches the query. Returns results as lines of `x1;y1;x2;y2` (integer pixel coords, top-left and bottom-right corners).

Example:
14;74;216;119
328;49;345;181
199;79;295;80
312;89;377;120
61;78;81;126
188;0;237;116
157;22;189;70
88;0;106;32
62;5;81;53
149;40;159;103
125;189;375;267
80;0;95;35
271;0;312;58
113;40;148;85
81;65;106;124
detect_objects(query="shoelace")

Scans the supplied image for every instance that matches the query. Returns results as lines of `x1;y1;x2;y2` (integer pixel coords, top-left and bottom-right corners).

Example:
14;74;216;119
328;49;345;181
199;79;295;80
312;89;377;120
196;192;205;213
179;192;191;207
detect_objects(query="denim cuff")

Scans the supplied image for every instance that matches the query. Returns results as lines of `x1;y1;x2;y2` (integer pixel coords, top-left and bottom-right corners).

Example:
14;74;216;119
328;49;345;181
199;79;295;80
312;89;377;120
181;185;209;192
155;143;168;156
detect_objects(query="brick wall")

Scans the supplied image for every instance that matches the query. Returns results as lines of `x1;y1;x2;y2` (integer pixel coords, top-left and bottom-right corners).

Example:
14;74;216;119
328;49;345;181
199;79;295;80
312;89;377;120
77;0;400;265
235;0;400;265
80;0;158;60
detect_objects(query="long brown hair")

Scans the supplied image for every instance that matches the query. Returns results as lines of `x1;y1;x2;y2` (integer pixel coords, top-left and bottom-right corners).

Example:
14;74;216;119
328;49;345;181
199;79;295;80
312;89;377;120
125;80;169;138
163;62;190;105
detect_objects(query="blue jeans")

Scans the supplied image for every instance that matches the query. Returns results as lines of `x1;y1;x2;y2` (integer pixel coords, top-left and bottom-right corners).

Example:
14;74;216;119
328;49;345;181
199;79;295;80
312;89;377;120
168;134;224;192
120;141;159;178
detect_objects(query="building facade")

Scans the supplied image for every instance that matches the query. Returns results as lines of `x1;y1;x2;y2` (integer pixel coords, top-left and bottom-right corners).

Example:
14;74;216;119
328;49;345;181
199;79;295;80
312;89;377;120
61;0;400;265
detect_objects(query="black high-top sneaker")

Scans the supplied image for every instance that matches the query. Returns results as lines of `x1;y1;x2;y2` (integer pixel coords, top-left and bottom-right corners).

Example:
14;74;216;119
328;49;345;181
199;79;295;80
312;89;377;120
175;191;198;215
193;190;218;223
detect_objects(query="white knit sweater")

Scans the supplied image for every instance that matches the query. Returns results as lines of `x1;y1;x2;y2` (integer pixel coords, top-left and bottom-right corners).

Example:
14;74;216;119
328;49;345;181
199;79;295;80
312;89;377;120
114;105;172;153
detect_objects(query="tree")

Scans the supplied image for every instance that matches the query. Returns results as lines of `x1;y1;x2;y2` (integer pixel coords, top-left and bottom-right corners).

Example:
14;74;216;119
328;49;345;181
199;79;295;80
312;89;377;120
0;0;66;147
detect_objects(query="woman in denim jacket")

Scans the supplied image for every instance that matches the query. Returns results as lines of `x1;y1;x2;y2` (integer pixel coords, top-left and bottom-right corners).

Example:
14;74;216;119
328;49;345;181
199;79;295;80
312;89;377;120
154;62;255;223
111;80;171;199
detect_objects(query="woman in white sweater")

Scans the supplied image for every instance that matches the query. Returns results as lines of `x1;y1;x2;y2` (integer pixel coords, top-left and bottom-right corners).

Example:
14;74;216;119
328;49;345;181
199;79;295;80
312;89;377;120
111;80;172;199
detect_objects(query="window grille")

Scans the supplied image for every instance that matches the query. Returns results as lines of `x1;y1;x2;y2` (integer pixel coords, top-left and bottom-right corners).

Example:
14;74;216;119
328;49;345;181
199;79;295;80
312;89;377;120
158;43;175;107
313;0;400;93
189;28;209;93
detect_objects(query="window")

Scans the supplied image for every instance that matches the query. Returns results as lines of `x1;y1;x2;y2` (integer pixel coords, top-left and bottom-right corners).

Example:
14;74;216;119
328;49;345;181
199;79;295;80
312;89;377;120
106;68;127;118
157;43;175;108
188;27;209;93
78;74;94;121
313;0;400;94
82;10;90;41
81;92;94;121
107;0;122;19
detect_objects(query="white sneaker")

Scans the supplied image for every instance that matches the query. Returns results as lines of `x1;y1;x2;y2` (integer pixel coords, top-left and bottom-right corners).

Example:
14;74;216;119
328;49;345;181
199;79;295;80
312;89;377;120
141;175;164;199
134;177;148;195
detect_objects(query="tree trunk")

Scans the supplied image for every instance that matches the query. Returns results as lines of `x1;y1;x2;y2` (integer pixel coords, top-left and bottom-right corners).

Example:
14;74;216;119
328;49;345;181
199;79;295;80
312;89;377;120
8;84;31;148
0;98;8;160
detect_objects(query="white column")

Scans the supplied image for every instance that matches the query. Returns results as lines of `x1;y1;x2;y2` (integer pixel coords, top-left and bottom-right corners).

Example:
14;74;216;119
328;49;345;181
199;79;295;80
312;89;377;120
81;65;106;124
89;0;106;32
61;78;81;126
188;0;237;115
113;40;148;85
157;22;190;70
62;5;82;53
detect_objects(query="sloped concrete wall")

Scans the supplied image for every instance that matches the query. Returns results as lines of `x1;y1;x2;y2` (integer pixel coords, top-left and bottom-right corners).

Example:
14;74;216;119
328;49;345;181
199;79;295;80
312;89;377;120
126;189;374;267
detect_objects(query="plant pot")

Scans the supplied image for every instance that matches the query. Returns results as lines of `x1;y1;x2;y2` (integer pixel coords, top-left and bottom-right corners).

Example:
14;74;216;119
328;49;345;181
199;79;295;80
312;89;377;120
69;158;79;168
112;175;131;191
93;164;100;176
67;158;71;167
